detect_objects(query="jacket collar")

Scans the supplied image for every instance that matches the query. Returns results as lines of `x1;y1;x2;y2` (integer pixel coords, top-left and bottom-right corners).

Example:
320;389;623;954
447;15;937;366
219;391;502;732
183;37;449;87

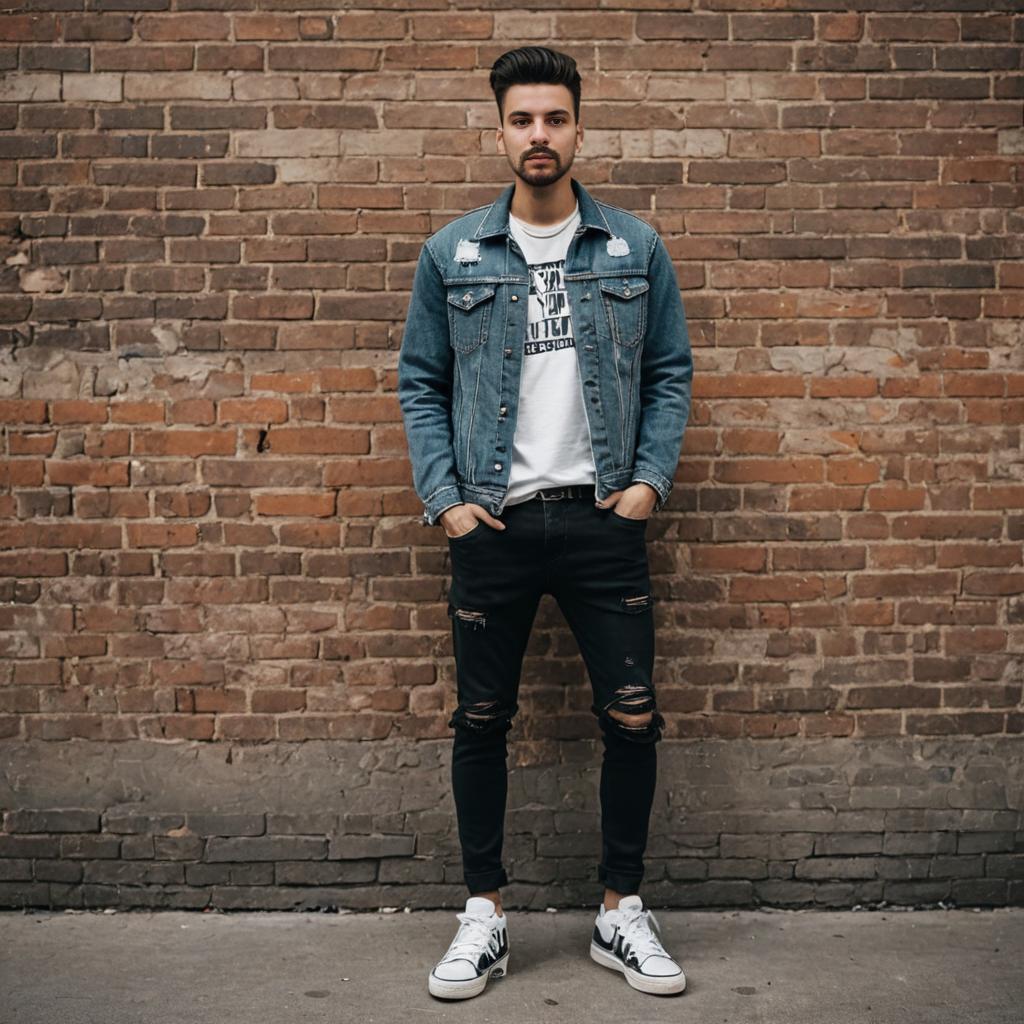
471;176;614;240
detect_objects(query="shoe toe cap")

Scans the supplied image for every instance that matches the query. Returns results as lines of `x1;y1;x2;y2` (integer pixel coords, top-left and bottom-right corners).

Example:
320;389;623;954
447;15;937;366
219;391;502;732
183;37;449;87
641;955;684;977
432;958;477;982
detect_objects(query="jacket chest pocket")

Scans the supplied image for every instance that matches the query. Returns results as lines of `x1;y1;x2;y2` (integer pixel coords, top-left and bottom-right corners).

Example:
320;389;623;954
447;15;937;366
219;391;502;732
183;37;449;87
599;277;649;348
447;284;497;354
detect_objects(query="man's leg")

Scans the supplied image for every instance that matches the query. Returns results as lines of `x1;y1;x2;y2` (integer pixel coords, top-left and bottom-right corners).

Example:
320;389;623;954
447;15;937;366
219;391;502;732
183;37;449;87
446;502;545;899
550;498;663;898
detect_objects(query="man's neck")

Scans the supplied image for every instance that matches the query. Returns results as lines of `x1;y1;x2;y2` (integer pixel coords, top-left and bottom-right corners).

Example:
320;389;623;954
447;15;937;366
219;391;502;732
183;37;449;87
509;176;577;228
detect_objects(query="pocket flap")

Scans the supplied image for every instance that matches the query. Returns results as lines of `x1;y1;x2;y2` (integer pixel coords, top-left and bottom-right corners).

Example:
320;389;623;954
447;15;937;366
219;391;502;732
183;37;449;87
447;284;497;311
599;277;649;300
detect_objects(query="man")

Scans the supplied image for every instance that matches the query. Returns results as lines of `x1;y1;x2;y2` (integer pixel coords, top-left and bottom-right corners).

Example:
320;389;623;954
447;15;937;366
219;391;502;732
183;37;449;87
397;45;693;1000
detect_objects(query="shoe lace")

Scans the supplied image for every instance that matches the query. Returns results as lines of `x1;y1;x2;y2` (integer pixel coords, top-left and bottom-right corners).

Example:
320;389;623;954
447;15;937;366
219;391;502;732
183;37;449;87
618;906;668;961
442;912;499;963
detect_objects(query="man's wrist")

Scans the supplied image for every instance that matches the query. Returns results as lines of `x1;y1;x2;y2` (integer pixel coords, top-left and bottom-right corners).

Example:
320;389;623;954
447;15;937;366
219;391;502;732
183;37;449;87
630;481;660;507
436;501;464;524
629;469;671;512
631;481;659;497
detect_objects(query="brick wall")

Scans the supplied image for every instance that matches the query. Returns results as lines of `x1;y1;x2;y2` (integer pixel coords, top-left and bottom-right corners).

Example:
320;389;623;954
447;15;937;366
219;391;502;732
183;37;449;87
1;7;1022;909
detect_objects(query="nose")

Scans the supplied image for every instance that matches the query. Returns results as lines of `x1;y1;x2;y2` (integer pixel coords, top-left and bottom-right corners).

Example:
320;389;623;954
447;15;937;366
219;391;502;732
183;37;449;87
529;121;549;145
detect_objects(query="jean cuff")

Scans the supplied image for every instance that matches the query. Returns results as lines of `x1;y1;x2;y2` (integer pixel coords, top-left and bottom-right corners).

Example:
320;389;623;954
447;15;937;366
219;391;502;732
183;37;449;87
465;866;509;894
597;865;644;896
422;484;465;526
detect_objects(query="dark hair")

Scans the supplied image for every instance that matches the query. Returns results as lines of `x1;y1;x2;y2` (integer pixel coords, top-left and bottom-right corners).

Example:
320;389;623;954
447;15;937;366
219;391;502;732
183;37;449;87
489;46;582;124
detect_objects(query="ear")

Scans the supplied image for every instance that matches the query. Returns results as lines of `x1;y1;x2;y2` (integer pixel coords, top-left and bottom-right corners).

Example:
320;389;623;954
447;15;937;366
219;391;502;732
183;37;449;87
496;127;505;154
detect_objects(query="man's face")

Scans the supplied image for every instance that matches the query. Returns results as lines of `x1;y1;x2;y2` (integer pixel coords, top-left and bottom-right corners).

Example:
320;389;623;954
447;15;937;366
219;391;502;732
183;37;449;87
496;83;583;188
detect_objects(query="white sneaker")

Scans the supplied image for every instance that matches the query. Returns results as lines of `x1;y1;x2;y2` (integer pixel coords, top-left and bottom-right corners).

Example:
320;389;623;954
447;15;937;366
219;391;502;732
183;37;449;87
590;893;686;995
428;895;510;1000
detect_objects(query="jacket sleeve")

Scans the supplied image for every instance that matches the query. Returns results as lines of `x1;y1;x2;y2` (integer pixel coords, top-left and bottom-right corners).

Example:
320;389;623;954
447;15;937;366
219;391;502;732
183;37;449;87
630;233;694;513
397;243;465;526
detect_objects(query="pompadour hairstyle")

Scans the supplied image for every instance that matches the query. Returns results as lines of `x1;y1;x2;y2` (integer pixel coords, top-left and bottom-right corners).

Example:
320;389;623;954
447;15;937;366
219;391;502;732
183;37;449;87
489;46;582;124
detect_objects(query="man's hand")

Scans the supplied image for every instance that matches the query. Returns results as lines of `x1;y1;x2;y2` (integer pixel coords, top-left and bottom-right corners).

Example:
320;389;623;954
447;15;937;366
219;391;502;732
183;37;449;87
595;482;658;520
439;502;506;538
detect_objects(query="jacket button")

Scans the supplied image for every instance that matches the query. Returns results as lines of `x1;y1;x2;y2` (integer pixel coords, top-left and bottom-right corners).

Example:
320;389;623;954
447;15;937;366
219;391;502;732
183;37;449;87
463;292;471;303
624;287;631;296
494;462;502;471
511;294;518;302
499;405;507;414
504;347;512;356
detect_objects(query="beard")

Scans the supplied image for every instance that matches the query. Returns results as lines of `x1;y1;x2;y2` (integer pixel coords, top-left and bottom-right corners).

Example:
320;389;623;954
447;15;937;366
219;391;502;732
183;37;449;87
512;150;573;188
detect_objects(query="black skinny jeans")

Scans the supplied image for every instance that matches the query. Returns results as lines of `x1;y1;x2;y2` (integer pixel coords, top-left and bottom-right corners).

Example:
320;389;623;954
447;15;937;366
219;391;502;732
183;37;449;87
444;484;665;897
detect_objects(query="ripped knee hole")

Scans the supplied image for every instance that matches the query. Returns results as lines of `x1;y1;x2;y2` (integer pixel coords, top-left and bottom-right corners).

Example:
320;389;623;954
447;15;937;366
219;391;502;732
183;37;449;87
448;604;487;629
597;685;664;738
448;700;517;735
465;700;501;720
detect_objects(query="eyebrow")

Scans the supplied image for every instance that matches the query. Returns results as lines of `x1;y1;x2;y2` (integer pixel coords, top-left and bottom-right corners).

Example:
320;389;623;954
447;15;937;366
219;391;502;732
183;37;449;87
507;109;571;118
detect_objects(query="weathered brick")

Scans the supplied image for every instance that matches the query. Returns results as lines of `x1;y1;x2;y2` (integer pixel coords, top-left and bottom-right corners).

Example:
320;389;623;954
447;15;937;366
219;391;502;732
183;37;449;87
5;810;100;833
184;814;265;837
329;835;415;860
0;16;1021;913
206;837;326;862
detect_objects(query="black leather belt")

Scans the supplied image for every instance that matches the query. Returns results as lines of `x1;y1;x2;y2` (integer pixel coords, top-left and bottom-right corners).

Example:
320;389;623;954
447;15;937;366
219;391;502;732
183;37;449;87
534;484;596;501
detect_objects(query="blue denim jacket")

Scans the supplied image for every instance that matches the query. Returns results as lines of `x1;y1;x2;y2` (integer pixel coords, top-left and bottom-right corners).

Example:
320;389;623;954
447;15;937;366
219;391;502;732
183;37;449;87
398;177;693;527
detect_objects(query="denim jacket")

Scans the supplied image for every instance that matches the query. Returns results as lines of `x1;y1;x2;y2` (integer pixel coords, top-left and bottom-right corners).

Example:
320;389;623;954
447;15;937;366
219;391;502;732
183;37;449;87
397;176;693;527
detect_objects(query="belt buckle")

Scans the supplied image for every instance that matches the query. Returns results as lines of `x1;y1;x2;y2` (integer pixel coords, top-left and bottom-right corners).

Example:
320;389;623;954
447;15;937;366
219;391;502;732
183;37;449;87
540;487;566;501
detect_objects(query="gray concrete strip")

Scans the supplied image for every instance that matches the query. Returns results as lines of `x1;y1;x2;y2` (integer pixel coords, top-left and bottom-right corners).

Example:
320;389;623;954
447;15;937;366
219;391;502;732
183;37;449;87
1;906;1021;1024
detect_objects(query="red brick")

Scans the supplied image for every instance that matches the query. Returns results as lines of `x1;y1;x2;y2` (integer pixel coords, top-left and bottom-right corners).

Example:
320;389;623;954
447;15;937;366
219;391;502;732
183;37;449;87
255;492;335;518
0;20;1016;753
696;374;804;398
691;546;766;573
47;461;129;487
716;458;823;484
729;575;824;603
133;431;236;457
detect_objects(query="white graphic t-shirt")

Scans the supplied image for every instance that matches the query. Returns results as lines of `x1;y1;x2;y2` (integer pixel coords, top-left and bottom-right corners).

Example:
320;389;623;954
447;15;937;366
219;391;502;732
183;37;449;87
504;201;597;506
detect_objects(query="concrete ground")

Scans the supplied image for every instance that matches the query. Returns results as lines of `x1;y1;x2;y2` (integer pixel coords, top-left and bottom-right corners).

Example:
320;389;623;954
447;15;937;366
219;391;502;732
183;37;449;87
1;905;1021;1024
